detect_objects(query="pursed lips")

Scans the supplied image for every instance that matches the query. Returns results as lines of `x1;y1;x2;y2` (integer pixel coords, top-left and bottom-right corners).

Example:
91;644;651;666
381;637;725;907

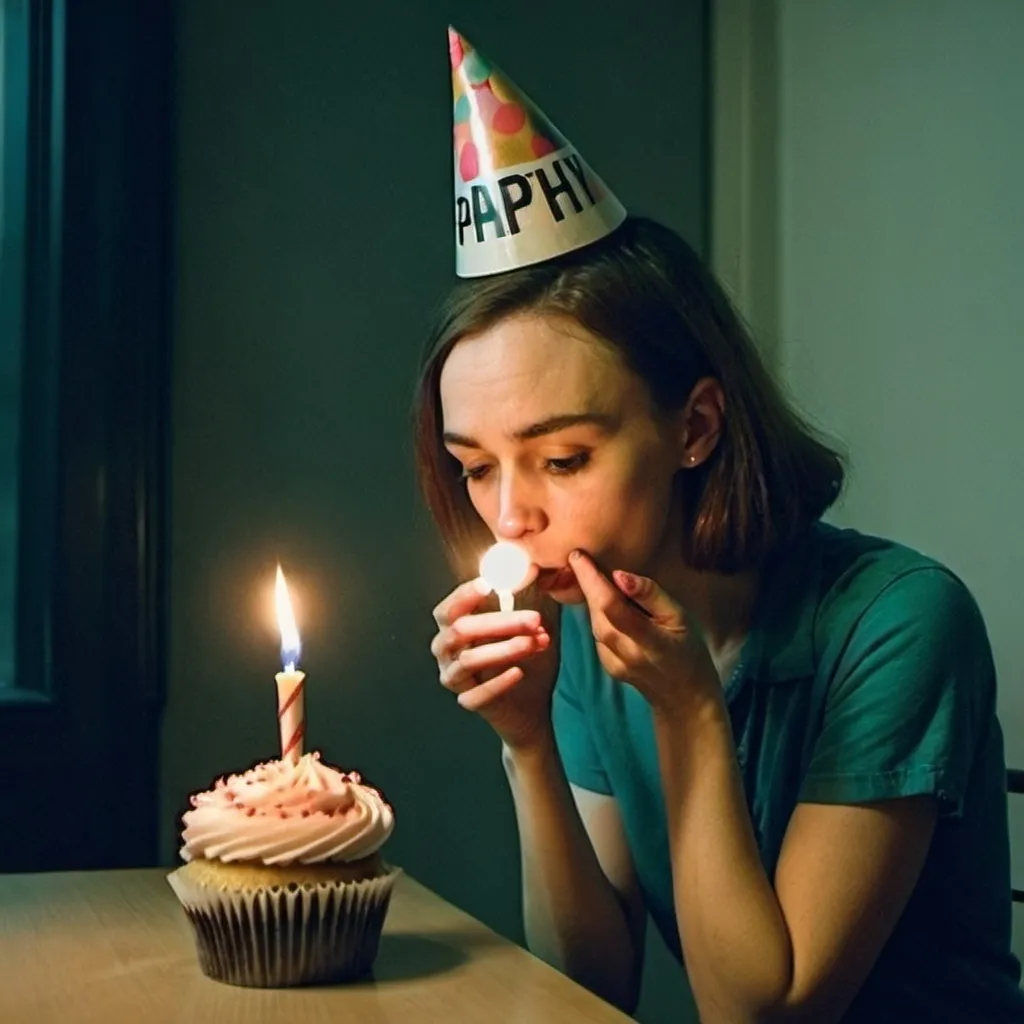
536;564;577;590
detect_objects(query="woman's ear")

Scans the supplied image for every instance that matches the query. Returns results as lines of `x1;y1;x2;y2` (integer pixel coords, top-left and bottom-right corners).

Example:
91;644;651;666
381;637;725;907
679;376;726;468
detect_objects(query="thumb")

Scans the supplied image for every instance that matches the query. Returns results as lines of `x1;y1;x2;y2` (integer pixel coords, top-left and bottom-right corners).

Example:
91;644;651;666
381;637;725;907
612;571;684;628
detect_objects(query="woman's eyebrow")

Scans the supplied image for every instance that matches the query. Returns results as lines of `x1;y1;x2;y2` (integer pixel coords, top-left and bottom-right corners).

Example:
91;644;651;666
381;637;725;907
443;412;617;449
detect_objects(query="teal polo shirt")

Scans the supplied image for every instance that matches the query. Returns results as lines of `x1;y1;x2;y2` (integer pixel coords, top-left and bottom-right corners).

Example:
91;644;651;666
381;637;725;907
552;522;1024;1022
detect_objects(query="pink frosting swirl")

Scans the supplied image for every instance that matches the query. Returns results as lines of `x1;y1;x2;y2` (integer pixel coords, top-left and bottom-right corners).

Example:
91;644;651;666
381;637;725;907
180;752;394;866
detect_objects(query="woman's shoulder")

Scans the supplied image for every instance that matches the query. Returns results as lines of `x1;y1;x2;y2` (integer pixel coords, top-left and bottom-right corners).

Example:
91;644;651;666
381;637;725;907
816;522;969;605
817;521;947;582
811;522;989;663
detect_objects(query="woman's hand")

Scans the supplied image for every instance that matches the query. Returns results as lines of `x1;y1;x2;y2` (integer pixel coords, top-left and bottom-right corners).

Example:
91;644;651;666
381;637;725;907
568;550;720;719
431;572;561;751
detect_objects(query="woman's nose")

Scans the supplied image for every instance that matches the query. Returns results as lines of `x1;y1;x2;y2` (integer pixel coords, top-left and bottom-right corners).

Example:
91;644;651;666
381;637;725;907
496;509;528;539
496;474;539;539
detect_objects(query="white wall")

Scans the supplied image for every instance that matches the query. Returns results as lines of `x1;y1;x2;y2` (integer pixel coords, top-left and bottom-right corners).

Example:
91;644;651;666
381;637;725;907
774;0;1024;956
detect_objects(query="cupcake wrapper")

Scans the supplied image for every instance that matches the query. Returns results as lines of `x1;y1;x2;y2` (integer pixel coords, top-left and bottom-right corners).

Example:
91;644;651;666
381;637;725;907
167;864;401;987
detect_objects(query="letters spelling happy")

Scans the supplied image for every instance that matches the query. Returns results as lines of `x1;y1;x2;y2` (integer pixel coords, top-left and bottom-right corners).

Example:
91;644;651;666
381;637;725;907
456;153;597;246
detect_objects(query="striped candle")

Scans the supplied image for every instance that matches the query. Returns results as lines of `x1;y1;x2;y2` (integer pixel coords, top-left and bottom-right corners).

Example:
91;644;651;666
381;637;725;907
275;668;305;763
274;565;305;764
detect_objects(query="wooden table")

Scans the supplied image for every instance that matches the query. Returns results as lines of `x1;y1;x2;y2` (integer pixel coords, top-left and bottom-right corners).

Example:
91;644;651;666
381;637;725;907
0;868;633;1023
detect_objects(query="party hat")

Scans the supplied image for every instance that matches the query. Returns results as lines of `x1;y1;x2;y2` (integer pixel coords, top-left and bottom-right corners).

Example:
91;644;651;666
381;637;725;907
449;27;627;278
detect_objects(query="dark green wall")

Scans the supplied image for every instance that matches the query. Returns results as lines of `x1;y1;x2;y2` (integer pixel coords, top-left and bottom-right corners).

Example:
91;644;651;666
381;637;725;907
165;3;705;1019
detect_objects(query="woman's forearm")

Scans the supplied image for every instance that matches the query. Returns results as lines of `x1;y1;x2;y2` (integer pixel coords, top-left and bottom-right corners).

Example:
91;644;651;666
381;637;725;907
655;703;794;1022
502;734;641;1012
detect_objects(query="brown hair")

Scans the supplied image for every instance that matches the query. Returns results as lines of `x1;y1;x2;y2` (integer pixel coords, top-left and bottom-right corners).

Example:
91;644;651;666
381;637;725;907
412;216;844;579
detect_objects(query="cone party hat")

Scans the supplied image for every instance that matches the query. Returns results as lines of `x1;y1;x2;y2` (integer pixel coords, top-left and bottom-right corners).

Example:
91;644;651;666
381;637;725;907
449;27;627;277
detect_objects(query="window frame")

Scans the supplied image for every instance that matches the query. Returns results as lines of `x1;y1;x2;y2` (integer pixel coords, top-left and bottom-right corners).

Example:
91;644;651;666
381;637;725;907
0;0;171;871
4;0;64;706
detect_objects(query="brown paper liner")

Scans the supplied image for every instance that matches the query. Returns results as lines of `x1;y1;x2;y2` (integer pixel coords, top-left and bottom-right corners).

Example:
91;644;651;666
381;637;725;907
167;863;401;987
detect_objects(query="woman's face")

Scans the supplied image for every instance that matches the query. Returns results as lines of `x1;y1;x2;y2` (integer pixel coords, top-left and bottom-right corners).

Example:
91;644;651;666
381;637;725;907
439;313;688;603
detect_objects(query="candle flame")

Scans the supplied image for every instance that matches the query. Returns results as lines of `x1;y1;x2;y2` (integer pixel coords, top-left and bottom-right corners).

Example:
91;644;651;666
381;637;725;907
479;542;531;594
275;565;301;671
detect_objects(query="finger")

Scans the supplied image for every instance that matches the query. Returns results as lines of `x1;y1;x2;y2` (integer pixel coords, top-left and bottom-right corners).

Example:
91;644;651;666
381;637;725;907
457;632;550;675
439;632;549;692
569;550;647;638
439;658;478;695
448;609;543;648
431;611;545;665
432;577;494;629
457;666;524;711
595;647;630;685
612;570;685;629
590;614;643;665
568;550;627;616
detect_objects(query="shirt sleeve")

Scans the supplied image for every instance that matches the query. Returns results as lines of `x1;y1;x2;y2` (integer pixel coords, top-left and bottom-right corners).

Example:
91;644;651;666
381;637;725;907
800;567;992;817
551;606;613;795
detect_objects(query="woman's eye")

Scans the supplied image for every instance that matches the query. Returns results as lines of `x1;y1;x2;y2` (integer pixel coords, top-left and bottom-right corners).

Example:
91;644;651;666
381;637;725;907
545;452;590;475
460;464;491;482
458;453;590;482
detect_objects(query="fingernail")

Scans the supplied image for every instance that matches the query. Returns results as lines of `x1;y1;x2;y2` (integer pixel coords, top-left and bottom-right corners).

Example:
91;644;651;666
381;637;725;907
569;550;582;562
616;571;638;595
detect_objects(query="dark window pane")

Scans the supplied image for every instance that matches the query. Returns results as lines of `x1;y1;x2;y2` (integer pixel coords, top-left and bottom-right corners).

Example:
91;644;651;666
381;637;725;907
0;0;30;691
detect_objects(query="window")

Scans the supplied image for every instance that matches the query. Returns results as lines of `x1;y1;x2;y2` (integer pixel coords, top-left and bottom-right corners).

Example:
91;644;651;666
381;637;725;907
0;0;168;868
1;0;61;701
0;0;29;689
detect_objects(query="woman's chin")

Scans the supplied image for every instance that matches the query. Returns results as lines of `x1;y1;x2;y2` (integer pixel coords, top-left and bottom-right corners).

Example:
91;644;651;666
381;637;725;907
545;582;586;605
535;564;587;603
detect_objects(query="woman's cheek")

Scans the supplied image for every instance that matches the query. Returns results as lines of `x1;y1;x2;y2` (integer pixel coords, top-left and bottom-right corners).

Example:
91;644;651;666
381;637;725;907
468;485;498;526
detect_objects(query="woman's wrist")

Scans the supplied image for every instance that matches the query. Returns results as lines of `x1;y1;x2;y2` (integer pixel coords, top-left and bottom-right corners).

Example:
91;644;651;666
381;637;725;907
651;686;733;761
648;664;728;729
501;725;559;771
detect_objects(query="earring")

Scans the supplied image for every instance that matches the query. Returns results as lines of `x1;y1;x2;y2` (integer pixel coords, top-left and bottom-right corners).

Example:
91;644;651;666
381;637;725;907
686;454;696;465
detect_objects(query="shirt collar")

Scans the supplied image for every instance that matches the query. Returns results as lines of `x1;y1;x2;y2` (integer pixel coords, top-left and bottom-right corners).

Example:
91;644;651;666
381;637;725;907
743;523;825;686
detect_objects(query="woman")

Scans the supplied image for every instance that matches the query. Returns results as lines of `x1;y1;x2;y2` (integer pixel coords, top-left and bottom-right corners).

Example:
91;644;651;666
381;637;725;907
413;216;1023;1022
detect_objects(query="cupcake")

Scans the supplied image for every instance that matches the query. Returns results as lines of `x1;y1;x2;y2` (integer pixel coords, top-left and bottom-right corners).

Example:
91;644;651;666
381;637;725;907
167;751;399;987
